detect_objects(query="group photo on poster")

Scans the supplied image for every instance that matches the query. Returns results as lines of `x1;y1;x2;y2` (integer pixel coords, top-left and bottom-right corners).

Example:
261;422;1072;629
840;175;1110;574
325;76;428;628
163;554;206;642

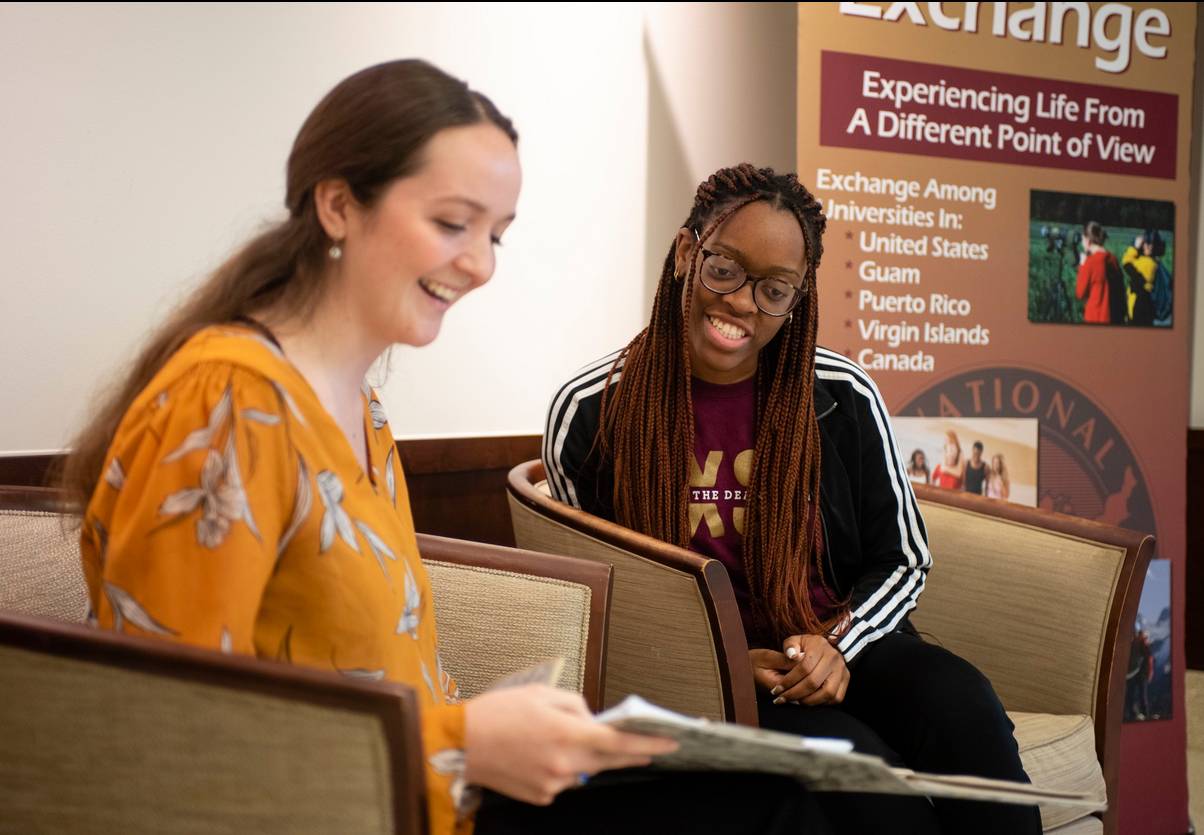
892;416;1038;506
1028;190;1174;328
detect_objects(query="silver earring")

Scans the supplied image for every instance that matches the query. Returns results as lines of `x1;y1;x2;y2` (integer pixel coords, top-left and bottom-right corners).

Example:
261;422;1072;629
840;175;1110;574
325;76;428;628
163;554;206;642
328;242;343;261
788;312;794;323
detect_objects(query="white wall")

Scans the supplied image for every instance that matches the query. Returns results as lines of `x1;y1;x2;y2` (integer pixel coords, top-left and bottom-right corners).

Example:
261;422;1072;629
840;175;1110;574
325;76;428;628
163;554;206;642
0;2;798;451
1189;10;1204;429
642;3;796;302
6;2;1204;448
0;4;620;449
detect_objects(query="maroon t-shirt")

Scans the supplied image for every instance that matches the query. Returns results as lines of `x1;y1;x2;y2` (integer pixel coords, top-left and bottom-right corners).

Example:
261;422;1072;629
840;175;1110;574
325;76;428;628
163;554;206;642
688;375;757;636
689;376;836;645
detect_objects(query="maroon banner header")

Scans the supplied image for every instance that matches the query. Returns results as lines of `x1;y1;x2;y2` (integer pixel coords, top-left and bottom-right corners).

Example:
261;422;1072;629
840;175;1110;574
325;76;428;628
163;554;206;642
819;50;1177;179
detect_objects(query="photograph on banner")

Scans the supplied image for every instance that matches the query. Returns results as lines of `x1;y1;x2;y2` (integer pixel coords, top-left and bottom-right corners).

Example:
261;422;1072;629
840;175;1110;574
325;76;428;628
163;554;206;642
1028;190;1174;328
891;416;1037;506
1125;559;1172;723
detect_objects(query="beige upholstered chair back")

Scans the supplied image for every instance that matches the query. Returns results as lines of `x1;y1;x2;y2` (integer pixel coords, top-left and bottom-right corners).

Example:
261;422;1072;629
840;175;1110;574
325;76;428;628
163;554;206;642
0;612;424;835
418;533;611;708
913;495;1138;719
507;461;756;724
0;489;88;623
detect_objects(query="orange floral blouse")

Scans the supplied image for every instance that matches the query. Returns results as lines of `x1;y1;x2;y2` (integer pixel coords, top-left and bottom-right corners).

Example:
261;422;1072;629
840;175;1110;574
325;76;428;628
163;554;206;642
80;325;472;834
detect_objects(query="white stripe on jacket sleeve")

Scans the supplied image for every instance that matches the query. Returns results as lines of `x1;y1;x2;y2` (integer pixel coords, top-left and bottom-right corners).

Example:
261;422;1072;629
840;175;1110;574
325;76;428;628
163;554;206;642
542;351;622;508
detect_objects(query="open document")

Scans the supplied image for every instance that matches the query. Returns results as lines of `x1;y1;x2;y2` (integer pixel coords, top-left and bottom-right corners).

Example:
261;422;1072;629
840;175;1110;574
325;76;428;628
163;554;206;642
596;695;1105;812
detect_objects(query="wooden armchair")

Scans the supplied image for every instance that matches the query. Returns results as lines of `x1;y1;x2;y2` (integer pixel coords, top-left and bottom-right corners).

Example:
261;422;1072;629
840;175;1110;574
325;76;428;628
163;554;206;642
0;485;614;831
507;460;757;725
507;461;1153;835
909;484;1152;835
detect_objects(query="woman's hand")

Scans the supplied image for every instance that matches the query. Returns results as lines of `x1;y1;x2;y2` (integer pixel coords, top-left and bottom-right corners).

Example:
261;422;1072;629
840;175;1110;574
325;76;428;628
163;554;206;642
464;684;679;806
771;634;850;707
749;648;793;694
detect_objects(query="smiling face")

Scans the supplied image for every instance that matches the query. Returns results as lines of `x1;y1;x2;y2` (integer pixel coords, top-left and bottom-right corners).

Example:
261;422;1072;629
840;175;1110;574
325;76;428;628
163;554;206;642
334;122;521;348
675;200;808;385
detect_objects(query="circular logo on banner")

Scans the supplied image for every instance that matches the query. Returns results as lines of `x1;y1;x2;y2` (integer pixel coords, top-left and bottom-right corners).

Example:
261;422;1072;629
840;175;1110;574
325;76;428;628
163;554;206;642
896;366;1156;542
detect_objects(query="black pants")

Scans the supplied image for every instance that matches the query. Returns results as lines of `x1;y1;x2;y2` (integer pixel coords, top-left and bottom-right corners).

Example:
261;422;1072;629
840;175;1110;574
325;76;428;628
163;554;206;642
758;631;1042;835
475;769;835;834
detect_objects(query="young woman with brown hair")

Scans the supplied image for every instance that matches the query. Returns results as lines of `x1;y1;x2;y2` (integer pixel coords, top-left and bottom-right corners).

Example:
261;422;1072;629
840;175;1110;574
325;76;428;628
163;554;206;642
63;64;828;835
545;163;1040;834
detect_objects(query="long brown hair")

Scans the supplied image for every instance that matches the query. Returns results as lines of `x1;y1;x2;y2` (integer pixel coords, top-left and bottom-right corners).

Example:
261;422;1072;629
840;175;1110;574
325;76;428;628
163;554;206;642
58;59;517;512
597;163;846;643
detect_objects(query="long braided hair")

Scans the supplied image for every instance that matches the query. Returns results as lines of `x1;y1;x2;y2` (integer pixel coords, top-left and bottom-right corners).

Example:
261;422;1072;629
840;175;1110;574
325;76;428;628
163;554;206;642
597;163;848;643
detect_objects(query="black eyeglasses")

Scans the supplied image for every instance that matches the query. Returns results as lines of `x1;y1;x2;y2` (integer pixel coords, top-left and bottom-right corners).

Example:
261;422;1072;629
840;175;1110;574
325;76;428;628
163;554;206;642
695;245;806;317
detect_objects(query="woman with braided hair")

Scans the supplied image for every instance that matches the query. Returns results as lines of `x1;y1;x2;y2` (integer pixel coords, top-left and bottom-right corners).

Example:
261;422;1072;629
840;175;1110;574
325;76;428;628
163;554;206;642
544;163;1039;834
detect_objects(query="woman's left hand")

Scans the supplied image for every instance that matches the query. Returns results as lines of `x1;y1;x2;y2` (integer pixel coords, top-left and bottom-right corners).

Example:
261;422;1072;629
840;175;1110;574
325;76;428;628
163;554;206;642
770;634;850;707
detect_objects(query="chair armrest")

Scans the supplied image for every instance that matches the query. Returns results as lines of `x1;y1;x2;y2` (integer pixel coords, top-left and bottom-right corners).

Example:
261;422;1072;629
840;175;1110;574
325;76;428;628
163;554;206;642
0;611;424;835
